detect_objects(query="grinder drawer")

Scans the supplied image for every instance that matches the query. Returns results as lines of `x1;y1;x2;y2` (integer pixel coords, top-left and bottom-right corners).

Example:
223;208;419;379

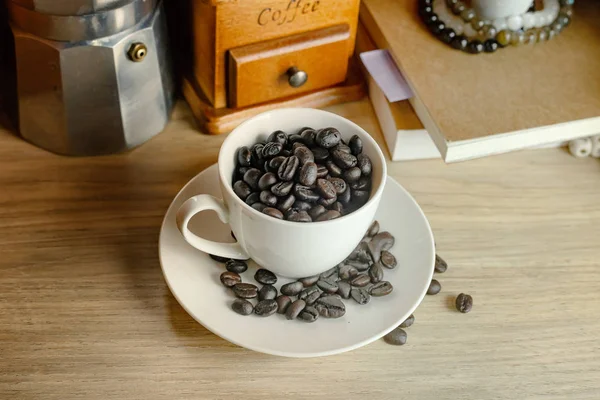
228;24;351;108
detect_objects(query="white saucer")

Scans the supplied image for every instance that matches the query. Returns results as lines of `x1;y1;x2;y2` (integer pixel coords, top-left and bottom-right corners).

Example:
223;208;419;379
159;164;435;358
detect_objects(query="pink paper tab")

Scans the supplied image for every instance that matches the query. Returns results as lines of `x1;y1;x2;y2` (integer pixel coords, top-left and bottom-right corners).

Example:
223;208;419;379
359;49;413;103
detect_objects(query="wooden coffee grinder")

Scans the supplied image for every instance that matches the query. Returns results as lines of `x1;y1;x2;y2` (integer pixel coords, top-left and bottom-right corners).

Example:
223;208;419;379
177;0;365;135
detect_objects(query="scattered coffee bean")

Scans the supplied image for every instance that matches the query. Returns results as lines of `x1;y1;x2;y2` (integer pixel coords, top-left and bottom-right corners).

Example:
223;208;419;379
320;267;338;280
435;254;448;273
252;203;267;212
237;146;252;167
332;149;358;169
315;127;342;148
262;142;283;158
232;299;254;315
255;299;278;316
337;281;351;299
300;128;316;146
209;254;230;263
338;264;358;280
308;205;327;220
292;200;312;211
357;153;372;176
233;180;252;200
268;130;288;145
343;167;361;183
350;288;371;305
255;269;277;285
258;172;278;190
299;275;319;287
399;314;415;328
271;181;294;197
277;194;296;212
369;263;384;283
226;259;248;273
367;232;395;263
316;210;341;221
315;296;346;318
262;207;283;219
233;283;258;299
427;279;441;295
380;251;397;269
281;281;304;296
455;293;473;313
383;327;407;345
260;190;278;207
346;259;371;271
350;274;371;287
294;146;315;165
349;135;363;155
370;281;393;297
294;185;320;202
287;210;312;222
286;299;306;320
298;162;318;186
220;271;241;287
299;306;319;322
259;285;277;301
317;279;338;294
276;295;292;314
299;287;321;305
312;147;329;161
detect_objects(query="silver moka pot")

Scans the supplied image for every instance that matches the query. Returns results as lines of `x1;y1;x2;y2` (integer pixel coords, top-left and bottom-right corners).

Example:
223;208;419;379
3;0;175;156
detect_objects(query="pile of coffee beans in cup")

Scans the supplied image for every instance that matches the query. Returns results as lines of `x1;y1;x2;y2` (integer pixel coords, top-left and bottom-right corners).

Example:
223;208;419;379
232;127;374;222
214;220;396;322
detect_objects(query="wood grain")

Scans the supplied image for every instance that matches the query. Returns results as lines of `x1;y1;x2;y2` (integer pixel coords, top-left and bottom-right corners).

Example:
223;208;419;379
1;99;599;400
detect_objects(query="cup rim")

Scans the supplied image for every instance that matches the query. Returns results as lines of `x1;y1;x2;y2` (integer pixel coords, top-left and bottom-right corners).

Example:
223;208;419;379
218;108;388;226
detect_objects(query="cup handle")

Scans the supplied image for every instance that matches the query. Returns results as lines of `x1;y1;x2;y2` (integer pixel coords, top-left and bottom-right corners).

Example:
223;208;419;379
175;195;250;260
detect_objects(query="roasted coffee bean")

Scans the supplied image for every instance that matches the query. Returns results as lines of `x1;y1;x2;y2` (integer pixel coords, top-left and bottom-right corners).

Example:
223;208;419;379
262;142;283;158
237;146;252;167
320;267;338;280
370;281;393;296
456;293;473;313
258;172;278;190
233;283;258;299
259;285;277;301
380;252;397;269
368;232;395;263
210;254;230;263
277;156;300;181
262;207;283;219
316;178;337;199
369;263;384;283
350;274;371;287
366;220;379;237
357;153;372;176
349;135;363;155
320;292;342;300
288;134;303;144
338;281;352;299
331;202;344;214
286;299;306;320
318;196;337;207
325;160;343;177
299;287;321;305
315;127;342;148
255;268;277;285
427;279;441;295
255;299;278;316
334;144;352;155
281;149;292;157
298;162;318;186
350;288;371;305
317;279;338;294
312;147;329;161
384;327;407;345
225;259;248;273
232;299;254;315
288;210;311;222
300;128;316;146
292;201;312;211
435;254;448;273
242;168;262;190
276;295;292;314
316;210;341;221
220;271;241;287
294;185;320;202
350;176;371;191
328;177;347;195
271;181;294;196
260;190;278;207
308;205;327;220
352;189;370;206
277;194;296;212
292;141;307;150
268;156;286;170
400;314;415;328
346;259;371;271
267;130;288;145
332;149;358;169
281;281;304;296
245;192;260;206
294;146;314;165
315;296;346;318
316;165;329;178
252;202;267;212
233;180;252;200
338;264;358;280
299;275;319;287
251;144;265;168
338;187;351;204
343;167;361;183
299;306;319;322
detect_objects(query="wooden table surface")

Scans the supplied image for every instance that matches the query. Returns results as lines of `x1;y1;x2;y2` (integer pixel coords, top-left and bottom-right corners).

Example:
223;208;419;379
1;99;599;400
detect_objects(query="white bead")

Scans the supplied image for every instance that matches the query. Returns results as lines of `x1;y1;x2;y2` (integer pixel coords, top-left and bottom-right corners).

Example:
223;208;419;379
522;13;535;29
507;15;523;31
533;13;546;28
591;135;600;158
568;138;593;158
492;18;508;30
544;12;555;26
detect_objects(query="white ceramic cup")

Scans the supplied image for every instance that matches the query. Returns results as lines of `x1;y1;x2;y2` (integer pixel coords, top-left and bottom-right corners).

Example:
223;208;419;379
175;108;387;278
